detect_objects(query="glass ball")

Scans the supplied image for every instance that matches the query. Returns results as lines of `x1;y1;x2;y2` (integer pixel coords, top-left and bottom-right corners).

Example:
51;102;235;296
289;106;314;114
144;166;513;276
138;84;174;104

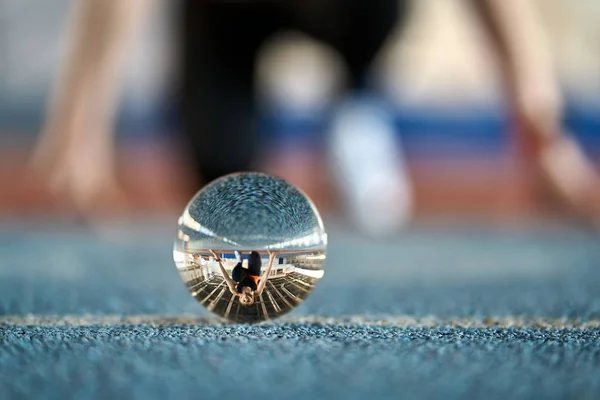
173;172;327;323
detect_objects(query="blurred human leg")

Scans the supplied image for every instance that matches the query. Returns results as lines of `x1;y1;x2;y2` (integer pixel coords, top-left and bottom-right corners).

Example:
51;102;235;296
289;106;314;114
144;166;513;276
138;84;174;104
179;1;287;185
329;96;413;235
296;0;414;234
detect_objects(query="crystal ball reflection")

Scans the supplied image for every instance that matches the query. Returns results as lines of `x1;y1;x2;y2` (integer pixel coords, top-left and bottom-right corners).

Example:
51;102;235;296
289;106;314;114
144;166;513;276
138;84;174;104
173;172;327;322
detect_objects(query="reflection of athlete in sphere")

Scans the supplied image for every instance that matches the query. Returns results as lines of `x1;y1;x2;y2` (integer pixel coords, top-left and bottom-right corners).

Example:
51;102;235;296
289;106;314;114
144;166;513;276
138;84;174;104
210;250;276;306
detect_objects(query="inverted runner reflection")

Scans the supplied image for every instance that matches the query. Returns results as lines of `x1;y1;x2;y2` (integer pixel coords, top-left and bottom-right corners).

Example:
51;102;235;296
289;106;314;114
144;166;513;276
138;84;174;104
210;250;276;306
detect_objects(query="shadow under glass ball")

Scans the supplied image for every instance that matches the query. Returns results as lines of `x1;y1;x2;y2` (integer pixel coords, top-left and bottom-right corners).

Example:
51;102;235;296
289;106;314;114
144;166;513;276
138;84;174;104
173;172;327;323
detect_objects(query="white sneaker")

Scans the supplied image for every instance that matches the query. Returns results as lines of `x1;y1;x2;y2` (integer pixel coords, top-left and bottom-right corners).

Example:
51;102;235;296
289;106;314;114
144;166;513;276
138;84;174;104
329;96;413;236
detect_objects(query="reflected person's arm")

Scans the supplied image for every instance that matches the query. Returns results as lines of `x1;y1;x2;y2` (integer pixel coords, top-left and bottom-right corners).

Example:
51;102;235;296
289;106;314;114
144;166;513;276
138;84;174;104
31;0;152;210
210;250;237;295
471;0;600;213
256;252;276;296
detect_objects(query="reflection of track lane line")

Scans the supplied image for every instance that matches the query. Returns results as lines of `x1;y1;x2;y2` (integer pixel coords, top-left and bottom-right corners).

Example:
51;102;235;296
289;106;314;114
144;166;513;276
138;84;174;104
206;287;228;311
200;277;222;290
258;294;269;319
188;279;208;291
191;277;218;296
286;279;311;294
265;288;282;313
224;293;237;319
267;281;293;309
4;315;600;330
280;286;301;303
288;274;313;288
201;281;225;303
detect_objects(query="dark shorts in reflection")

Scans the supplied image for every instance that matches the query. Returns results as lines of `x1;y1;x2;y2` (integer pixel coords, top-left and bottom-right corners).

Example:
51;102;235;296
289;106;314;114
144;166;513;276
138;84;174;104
232;262;260;293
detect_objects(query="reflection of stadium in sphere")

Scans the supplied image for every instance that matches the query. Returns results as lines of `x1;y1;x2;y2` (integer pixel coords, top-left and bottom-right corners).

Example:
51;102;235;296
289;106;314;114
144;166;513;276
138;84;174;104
173;172;327;323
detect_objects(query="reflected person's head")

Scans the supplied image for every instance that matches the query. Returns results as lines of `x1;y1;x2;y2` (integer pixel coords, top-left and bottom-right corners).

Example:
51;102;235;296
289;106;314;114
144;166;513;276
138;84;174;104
239;286;255;306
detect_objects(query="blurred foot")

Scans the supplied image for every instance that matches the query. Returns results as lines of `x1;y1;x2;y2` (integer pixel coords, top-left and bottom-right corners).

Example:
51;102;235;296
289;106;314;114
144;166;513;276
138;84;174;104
328;96;413;236
29;130;128;216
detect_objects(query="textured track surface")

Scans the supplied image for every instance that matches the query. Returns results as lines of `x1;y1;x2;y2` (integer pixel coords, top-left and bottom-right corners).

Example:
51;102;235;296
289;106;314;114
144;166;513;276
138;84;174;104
1;220;600;399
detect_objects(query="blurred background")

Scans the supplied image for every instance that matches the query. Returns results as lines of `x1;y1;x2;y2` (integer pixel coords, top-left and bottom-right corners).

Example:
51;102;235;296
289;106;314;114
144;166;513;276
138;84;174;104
1;0;600;227
1;4;600;396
